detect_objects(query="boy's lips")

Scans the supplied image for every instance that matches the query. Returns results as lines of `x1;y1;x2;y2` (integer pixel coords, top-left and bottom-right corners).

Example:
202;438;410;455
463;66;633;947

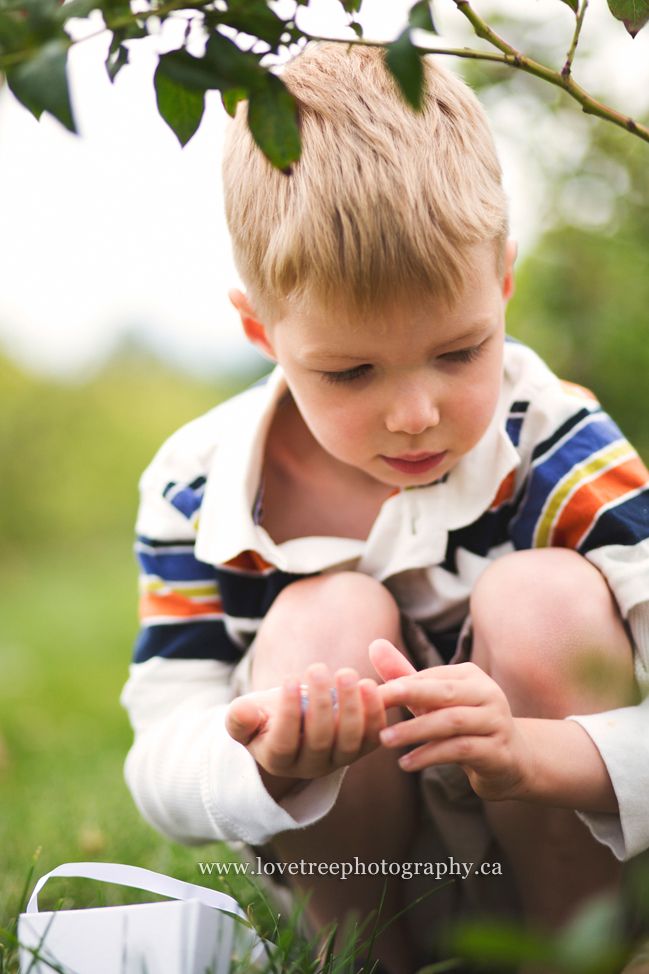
381;451;447;474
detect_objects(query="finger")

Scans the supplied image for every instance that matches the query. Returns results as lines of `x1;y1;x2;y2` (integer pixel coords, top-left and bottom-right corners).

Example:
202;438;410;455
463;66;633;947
378;669;496;712
379;705;502;749
398;734;487;773
225;696;265;745
331;669;364;765
369;639;416;683
301;664;336;770
262;676;303;772
359;678;387;747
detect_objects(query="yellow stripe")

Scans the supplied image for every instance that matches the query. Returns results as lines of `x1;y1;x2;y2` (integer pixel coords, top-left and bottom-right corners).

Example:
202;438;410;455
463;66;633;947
139;578;219;599
534;440;632;548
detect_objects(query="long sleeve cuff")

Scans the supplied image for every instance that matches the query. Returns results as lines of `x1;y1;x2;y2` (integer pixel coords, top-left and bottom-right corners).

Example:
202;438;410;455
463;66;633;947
567;696;649;861
204;721;347;844
125;698;345;846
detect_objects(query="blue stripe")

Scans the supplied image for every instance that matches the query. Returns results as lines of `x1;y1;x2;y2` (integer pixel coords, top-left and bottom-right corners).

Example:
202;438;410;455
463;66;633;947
511;413;624;549
163;477;207;520
216;566;311;618
580;490;649;553
531;407;593;463
442;502;521;574
133;620;242;663
506;416;524;447
135;546;217;583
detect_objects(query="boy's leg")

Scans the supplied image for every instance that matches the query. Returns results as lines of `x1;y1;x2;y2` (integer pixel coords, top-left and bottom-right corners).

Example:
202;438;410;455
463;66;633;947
470;547;635;929
249;572;420;974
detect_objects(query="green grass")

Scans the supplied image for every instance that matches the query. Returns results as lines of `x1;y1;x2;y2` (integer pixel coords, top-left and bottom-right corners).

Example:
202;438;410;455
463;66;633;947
0;540;239;920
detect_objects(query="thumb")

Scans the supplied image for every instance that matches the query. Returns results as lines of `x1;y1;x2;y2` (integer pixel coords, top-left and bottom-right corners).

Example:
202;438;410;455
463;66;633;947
225;696;264;745
369;639;417;683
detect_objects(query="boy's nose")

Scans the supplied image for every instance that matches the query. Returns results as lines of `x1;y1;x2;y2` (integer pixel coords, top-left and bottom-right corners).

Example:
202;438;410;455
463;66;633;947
384;382;440;435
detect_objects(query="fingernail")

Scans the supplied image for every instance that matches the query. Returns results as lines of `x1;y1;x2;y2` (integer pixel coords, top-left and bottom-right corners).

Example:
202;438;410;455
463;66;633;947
338;671;356;688
399;754;412;769
380;728;396;744
309;663;329;684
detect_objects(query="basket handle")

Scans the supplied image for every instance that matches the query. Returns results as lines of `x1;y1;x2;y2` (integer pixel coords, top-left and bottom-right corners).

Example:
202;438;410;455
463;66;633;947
25;862;246;919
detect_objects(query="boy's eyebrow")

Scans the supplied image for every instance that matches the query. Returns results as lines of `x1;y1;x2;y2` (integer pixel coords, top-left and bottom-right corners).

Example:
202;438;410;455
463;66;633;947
300;321;496;363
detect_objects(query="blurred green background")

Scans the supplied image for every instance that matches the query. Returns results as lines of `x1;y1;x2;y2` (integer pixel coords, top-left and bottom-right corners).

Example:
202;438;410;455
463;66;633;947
0;80;648;933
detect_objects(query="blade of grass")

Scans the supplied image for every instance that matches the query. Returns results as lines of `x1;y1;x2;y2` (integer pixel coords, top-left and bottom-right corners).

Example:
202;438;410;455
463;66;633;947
415;960;464;974
8;847;41;939
361;881;388;974
320;920;338;974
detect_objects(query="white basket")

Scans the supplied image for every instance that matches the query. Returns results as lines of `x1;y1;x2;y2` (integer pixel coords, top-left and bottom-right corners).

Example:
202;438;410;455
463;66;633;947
17;861;265;974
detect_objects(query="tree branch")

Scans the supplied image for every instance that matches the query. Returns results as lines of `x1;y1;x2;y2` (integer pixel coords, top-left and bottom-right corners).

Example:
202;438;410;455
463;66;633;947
563;0;589;79
449;0;649;142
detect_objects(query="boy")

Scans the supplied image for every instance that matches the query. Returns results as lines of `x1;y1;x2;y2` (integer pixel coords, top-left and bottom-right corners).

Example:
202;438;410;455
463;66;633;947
122;44;649;972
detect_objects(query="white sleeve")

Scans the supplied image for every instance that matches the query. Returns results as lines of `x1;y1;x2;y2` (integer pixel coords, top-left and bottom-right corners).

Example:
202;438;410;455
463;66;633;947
121;657;345;846
567;601;649;861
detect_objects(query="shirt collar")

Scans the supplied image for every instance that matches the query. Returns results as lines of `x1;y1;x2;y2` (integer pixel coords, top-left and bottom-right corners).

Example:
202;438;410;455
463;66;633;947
195;365;520;578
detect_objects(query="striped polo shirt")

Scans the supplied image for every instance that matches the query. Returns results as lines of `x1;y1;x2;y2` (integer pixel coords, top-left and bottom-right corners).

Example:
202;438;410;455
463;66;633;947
132;340;649;668
121;339;649;856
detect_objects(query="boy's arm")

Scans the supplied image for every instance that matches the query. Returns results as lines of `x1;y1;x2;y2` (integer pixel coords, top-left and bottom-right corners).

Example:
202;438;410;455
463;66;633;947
122;656;350;845
123;441;350;846
563;600;649;860
372;641;618;813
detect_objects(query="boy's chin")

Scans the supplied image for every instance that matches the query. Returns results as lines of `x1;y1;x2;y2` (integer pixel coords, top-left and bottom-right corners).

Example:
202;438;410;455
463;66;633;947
368;463;452;490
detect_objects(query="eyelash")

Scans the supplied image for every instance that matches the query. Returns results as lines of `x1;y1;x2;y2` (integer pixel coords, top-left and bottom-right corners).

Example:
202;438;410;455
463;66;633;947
322;343;484;384
322;364;373;385
442;344;484;364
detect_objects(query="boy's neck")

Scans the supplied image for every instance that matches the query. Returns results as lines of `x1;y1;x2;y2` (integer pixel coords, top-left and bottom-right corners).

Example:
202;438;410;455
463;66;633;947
260;394;397;545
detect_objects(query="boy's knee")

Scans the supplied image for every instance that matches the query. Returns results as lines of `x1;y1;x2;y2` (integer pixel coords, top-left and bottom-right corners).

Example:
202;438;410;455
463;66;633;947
471;548;633;709
251;572;403;688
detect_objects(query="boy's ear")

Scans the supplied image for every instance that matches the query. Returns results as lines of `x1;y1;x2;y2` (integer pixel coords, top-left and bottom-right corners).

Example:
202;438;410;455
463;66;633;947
502;238;517;303
228;289;277;362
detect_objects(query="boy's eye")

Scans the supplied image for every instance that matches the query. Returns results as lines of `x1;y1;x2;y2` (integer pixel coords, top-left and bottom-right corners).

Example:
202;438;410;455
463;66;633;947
322;364;373;384
440;343;484;364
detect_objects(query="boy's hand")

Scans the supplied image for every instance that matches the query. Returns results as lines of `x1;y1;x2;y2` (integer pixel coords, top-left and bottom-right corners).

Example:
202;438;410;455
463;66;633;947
370;639;527;802
225;663;386;801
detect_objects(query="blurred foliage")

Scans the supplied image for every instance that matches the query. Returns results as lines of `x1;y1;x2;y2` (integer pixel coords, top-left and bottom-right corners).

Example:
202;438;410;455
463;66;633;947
0;349;263;547
506;117;649;461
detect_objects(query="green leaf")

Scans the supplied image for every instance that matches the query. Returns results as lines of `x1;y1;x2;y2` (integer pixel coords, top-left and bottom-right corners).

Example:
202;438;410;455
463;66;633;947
0;11;27;55
385;29;424;111
203;29;262;89
18;0;60;34
553;893;625;974
157;48;229;92
247;72;301;171
340;0;362;12
218;0;286;51
451;920;550;968
409;0;437;33
607;0;649;36
558;0;579;11
221;86;247;117
154;65;205;146
7;39;76;131
55;0;102;21
106;42;128;82
349;20;363;37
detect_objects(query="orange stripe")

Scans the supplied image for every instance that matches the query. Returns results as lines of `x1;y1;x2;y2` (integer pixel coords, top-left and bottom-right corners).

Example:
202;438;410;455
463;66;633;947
490;469;516;510
139;591;223;621
551;456;649;548
560;380;598;402
223;550;275;573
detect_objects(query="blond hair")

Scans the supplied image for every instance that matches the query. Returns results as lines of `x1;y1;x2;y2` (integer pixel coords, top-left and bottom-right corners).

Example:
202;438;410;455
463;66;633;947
222;43;508;321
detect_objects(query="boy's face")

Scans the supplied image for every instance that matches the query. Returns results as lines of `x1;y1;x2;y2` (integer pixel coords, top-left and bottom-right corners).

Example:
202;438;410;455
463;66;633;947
233;240;516;489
